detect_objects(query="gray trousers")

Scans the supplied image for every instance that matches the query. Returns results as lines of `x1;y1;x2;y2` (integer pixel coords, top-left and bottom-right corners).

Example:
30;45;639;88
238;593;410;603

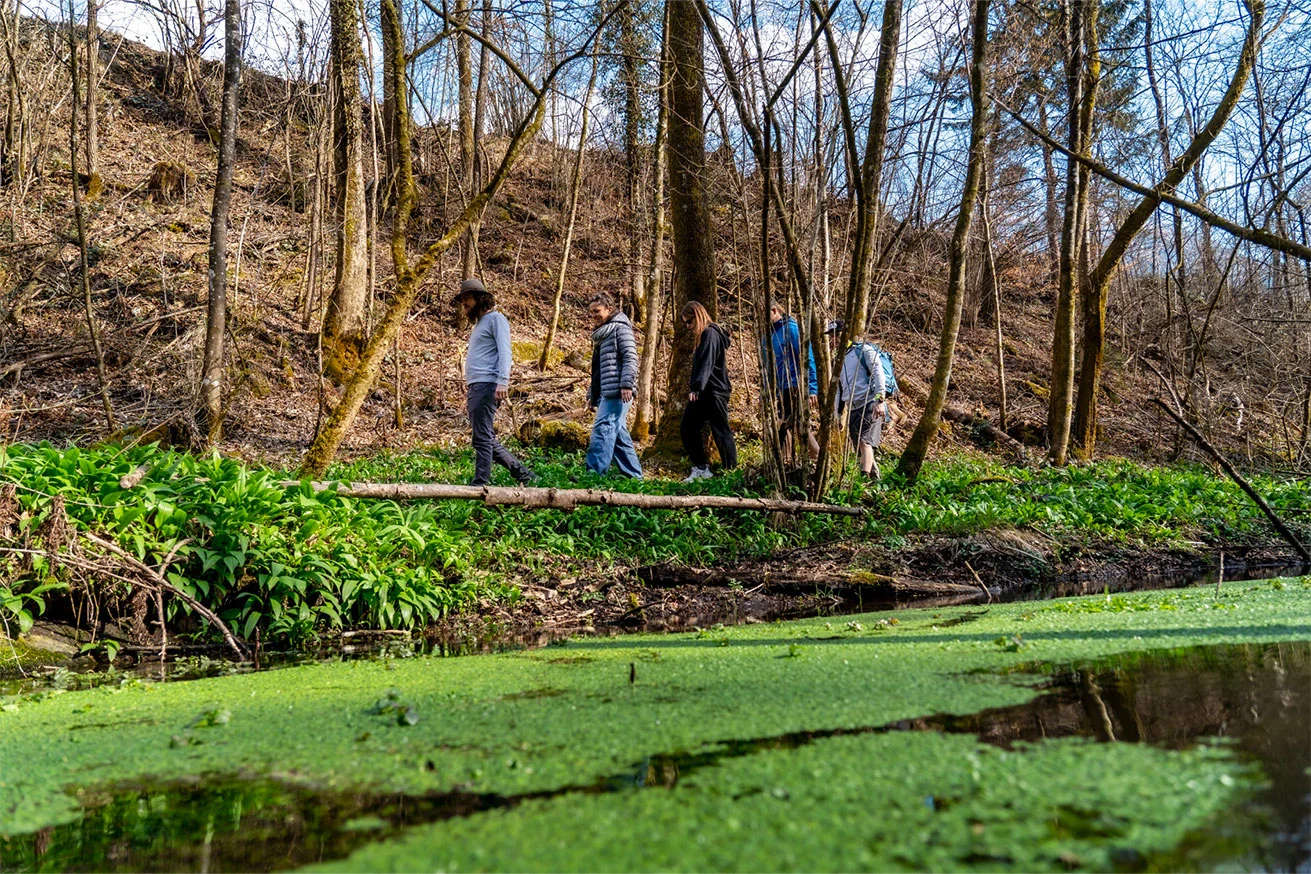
467;381;531;485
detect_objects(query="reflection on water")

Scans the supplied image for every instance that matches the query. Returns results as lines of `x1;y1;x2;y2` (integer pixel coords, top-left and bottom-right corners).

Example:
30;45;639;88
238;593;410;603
2;642;1306;873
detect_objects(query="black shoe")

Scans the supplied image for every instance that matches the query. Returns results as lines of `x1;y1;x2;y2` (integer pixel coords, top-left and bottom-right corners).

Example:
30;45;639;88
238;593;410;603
517;472;540;487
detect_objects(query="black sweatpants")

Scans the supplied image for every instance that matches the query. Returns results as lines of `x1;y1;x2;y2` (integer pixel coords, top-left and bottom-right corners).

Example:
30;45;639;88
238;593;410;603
681;393;737;470
467;381;532;486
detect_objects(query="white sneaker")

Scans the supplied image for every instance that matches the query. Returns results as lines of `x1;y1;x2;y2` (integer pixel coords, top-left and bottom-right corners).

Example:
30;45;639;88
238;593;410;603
682;466;712;483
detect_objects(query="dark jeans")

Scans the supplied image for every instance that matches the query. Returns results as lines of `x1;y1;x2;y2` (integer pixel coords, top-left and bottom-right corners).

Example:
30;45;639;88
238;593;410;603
467;381;531;486
681;393;737;469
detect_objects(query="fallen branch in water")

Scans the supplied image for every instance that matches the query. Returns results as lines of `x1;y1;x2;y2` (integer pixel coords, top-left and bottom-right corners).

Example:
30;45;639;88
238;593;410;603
292;481;867;518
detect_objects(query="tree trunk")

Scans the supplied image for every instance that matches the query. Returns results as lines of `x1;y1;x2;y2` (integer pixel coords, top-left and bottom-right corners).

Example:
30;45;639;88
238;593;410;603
653;0;717;457
469;0;491;259
1073;0;1264;458
633;10;670;443
621;0;645;318
300;481;866;517
456;0;477;277
539;54;598;370
199;0;241;445
68;0;114;432
323;0;369;367
1046;0;1093;466
896;0;989;482
84;0;98;191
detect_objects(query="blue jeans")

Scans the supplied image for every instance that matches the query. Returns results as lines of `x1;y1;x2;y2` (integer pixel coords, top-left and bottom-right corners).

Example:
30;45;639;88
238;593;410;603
586;397;643;478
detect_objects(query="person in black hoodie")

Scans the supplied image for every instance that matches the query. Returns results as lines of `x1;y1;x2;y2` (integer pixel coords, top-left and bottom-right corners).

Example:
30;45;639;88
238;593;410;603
679;301;737;482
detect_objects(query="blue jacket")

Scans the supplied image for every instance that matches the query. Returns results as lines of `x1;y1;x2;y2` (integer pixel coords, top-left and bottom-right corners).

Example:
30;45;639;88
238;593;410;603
762;315;817;396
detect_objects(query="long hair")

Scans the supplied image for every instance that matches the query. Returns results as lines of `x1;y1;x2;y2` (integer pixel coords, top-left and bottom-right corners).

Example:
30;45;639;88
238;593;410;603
466;291;496;323
681;301;712;341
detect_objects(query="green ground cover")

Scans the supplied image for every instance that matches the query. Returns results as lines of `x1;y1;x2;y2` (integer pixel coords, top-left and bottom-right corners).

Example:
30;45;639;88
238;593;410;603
1;578;1307;871
1;443;1307;645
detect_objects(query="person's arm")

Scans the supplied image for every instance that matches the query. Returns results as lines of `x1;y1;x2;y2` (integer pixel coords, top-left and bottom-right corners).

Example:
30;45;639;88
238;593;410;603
869;346;886;402
689;333;715;396
493;313;512;398
620;324;638;401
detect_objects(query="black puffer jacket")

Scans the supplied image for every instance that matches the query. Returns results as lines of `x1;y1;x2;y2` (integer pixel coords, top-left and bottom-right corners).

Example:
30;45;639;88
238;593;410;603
589;312;639;405
689;323;732;398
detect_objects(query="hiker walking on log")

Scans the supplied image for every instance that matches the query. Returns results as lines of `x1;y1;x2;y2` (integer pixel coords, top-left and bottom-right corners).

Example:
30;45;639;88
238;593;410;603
763;301;819;463
827;319;887;480
455;278;536;487
585;293;642;479
680;301;737;482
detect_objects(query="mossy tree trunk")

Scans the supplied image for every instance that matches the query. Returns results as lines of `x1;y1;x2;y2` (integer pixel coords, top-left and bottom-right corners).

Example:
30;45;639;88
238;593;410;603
1073;0;1264;459
652;0;717;458
895;0;990;482
323;0;369;372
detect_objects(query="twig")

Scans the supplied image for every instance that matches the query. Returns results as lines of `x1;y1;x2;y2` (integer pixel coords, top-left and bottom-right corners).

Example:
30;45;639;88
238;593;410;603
82;533;248;659
964;561;993;603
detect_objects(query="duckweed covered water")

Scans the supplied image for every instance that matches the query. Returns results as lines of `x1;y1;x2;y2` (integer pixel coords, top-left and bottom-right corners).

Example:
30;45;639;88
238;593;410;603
1;580;1308;871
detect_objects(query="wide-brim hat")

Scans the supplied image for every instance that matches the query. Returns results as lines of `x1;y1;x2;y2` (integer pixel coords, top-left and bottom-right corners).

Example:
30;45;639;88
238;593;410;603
451;277;487;304
823;318;845;336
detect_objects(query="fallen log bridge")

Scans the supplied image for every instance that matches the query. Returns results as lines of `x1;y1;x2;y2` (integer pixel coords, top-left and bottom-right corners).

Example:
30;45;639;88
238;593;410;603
295;481;867;518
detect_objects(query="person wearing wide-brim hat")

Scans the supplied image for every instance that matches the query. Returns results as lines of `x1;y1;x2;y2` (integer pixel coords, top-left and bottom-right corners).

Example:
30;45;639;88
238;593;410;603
454;278;535;486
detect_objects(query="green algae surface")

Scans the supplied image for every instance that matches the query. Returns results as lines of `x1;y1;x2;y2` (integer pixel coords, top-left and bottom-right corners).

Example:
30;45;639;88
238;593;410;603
2;578;1309;871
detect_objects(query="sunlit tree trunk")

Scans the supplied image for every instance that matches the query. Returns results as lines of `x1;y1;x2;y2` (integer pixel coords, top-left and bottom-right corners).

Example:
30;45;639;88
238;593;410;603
896;0;990;482
84;0;98;192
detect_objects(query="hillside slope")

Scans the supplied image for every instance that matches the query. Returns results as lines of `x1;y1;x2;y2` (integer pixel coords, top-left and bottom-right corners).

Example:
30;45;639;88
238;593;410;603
0;29;1265;471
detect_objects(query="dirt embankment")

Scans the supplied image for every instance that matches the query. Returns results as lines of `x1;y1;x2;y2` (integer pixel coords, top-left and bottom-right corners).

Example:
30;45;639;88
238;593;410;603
441;531;1309;644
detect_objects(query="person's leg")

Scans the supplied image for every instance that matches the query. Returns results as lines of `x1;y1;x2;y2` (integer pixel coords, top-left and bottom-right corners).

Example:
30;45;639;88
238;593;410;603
807;431;821;460
585;399;620;475
611;399;643;478
467;383;496;485
708;393;737;469
681;399;708;469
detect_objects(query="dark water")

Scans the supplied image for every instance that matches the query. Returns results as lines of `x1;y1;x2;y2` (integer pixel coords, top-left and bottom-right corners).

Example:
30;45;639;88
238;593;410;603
2;641;1307;873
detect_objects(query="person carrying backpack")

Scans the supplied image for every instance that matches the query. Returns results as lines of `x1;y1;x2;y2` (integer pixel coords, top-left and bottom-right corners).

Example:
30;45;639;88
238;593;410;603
826;319;888;480
680;301;737;482
762;301;819;462
585;292;642;479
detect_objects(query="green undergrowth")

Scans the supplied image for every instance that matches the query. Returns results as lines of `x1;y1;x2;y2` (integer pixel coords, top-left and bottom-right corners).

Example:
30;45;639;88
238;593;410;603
0;579;1306;870
1;442;1307;648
